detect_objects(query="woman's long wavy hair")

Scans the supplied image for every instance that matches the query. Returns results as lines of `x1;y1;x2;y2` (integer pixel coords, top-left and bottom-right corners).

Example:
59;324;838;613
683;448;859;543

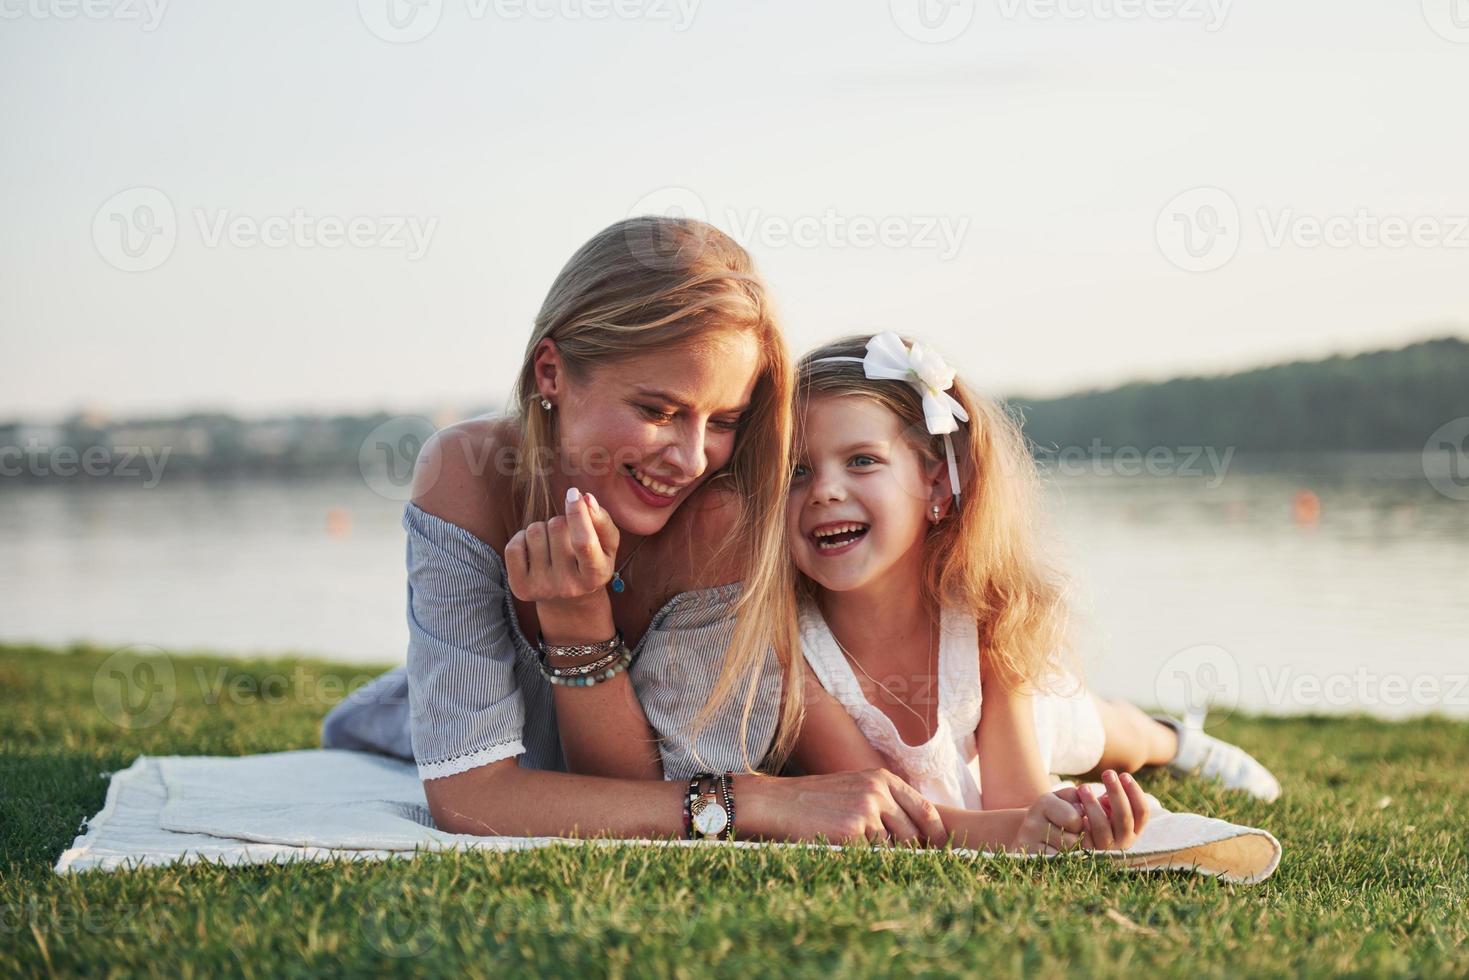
793;335;1076;695
510;215;802;772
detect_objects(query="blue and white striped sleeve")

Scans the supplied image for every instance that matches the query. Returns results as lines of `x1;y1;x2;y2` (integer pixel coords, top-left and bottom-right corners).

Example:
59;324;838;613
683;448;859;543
630;584;783;782
402;501;528;780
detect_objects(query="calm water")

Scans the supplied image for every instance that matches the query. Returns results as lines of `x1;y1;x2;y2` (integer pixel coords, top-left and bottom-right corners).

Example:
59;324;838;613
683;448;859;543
3;454;1465;718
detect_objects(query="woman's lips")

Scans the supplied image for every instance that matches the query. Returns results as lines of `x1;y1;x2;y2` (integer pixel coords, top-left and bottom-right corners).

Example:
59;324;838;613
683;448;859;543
624;465;683;509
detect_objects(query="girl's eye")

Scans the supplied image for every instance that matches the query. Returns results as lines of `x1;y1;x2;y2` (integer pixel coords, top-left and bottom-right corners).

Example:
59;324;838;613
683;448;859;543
850;454;879;467
791;464;810;480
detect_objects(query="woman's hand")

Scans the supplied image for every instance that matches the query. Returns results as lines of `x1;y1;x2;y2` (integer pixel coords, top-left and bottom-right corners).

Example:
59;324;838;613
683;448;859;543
734;768;949;847
505;487;621;642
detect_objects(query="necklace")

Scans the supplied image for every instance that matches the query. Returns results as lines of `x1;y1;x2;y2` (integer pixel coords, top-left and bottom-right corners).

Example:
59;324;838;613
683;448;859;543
830;617;938;742
610;534;648;594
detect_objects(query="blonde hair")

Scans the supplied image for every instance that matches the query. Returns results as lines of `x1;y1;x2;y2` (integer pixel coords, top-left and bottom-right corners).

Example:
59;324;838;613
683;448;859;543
794;334;1074;694
511;215;802;773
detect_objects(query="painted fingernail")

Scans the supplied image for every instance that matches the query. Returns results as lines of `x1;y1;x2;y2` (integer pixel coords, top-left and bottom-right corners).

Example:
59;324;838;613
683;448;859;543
585;492;598;511
566;486;581;507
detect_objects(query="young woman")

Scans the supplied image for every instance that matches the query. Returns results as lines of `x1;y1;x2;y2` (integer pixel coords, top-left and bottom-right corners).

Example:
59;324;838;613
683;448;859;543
783;333;1280;849
323;217;952;846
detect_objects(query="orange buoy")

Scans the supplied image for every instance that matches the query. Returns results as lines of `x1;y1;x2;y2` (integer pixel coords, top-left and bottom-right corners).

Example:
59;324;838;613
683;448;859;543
1291;489;1320;525
326;506;352;538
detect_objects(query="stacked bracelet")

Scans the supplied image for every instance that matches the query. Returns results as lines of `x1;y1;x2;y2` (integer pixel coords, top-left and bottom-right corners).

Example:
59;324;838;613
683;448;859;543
684;772;735;841
537;632;633;687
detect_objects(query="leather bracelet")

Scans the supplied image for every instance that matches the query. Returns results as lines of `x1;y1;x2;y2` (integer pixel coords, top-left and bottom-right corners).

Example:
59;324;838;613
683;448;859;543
538;632;621;663
539;645;633;687
545;648;623;676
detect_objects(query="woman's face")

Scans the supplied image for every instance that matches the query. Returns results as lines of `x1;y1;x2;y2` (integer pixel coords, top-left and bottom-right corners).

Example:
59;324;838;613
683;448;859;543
540;331;760;538
786;393;940;594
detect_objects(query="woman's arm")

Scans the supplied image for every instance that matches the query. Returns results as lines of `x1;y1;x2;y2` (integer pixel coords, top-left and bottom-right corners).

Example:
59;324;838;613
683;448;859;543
415;425;663;781
423;756;950;845
974;663;1055;810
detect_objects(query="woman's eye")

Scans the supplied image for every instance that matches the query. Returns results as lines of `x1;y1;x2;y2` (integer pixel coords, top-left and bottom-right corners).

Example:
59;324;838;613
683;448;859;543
711;417;742;432
639;405;675;423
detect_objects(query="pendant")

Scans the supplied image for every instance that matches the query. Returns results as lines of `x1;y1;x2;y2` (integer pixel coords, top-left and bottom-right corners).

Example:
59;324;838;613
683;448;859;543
611;572;626;594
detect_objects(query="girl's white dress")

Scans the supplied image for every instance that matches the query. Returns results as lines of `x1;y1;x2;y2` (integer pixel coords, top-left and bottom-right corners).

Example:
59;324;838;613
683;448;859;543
798;598;1106;809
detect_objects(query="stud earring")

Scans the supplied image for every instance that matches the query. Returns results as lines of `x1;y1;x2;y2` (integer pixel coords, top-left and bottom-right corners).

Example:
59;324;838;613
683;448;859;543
931;505;941;522
540;398;553;411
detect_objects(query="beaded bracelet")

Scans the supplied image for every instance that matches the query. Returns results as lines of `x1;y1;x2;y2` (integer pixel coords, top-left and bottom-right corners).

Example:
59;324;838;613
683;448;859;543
718;772;736;842
539;645;633;687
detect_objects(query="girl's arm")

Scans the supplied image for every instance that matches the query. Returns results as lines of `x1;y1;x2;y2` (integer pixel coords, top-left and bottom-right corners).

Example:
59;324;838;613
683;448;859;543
974;663;1055;810
790;664;1034;849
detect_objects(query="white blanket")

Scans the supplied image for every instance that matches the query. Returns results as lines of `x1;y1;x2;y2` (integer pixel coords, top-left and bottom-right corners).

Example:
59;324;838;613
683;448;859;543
56;750;1281;884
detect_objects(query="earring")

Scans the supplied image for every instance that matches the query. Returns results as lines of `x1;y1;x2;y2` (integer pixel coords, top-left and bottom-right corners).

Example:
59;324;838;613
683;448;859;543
540;398;553;411
930;505;941;522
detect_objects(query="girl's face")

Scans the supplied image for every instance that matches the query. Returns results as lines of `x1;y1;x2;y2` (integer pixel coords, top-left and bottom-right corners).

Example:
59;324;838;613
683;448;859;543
538;331;760;538
787;393;942;594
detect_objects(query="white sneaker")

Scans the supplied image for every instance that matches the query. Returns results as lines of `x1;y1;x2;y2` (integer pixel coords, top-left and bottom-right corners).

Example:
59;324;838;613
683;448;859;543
1154;716;1282;802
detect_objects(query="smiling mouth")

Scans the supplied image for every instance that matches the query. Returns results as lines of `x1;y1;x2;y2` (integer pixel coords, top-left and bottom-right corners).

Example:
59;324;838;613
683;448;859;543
623;464;685;499
810;522;870;551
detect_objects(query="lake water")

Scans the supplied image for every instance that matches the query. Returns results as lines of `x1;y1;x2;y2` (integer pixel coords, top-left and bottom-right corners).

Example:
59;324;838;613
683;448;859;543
3;453;1465;719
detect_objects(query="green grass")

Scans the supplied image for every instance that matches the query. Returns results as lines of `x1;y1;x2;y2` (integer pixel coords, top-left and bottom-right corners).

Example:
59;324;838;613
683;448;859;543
2;642;1466;978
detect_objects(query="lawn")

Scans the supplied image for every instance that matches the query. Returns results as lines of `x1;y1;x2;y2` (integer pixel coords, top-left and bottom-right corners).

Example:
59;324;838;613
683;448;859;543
2;642;1466;978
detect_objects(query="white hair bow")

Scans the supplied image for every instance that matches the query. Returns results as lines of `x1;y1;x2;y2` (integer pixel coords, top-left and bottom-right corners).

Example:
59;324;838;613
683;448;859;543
812;331;970;503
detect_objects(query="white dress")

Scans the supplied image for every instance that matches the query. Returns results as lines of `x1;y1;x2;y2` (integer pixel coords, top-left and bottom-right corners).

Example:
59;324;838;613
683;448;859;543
798;598;1106;809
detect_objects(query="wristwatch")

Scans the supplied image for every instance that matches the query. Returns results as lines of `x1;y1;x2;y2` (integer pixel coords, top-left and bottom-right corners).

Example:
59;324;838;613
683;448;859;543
688;776;729;840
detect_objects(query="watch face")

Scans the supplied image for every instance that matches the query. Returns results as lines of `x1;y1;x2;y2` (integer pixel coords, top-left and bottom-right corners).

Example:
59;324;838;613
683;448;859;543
692;801;727;837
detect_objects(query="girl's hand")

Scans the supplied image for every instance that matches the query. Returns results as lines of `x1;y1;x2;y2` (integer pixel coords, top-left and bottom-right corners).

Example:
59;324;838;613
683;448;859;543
505;488;621;641
735;769;948;847
1012;793;1088;854
1072;770;1150;850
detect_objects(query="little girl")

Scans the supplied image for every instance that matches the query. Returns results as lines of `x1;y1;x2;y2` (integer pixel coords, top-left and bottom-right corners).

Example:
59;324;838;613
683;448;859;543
785;332;1279;852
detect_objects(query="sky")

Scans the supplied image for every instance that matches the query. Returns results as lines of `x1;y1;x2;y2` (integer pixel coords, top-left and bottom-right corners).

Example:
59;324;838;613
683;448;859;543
3;0;1467;420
